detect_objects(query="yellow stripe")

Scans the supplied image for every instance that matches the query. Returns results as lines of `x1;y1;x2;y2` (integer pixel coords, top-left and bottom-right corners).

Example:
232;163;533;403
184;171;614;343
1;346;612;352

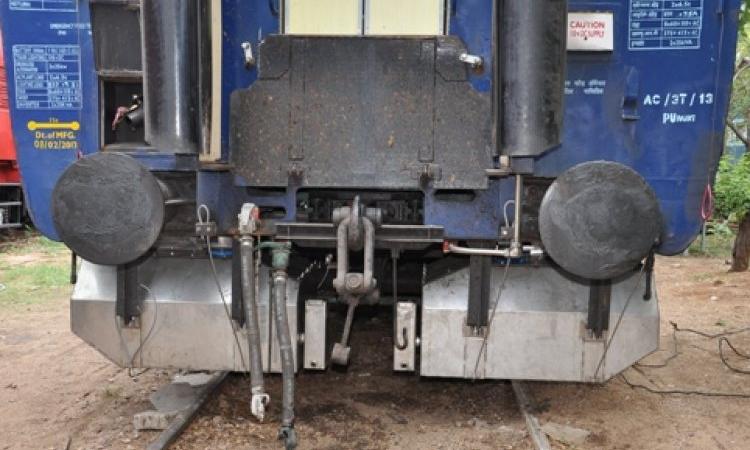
27;121;80;131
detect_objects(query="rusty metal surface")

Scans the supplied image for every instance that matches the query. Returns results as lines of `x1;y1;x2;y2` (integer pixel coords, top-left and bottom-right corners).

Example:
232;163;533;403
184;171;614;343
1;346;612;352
230;36;492;190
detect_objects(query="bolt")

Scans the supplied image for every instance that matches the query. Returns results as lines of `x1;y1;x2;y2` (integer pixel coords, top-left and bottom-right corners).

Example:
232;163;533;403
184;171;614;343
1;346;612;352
345;273;363;290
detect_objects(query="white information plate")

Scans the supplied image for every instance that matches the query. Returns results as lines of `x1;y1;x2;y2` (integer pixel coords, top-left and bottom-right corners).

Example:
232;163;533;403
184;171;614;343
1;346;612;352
568;12;614;52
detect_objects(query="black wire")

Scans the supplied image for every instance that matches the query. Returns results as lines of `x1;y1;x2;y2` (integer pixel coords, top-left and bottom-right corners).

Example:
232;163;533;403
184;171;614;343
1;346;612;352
129;284;159;368
640;321;750;373
206;235;250;378
620;372;750;399
472;258;511;379
627;321;750;397
593;266;646;379
719;337;750;375
671;321;750;339
635;325;679;368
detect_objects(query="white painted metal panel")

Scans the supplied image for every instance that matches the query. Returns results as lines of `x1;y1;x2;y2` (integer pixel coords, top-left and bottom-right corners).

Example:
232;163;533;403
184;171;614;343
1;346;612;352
284;0;362;35
365;0;445;35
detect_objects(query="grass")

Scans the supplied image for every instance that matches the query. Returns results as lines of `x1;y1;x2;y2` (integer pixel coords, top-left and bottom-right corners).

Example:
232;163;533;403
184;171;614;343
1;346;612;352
687;227;735;259
0;232;71;309
0;229;67;256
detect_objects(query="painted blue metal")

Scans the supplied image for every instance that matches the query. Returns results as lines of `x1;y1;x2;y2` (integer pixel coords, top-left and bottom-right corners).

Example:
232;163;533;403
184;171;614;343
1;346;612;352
0;1;98;239
1;0;741;256
449;0;494;92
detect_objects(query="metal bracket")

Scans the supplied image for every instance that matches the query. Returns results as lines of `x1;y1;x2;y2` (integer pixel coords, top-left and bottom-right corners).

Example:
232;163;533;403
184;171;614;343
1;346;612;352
241;41;256;68
458;53;483;69
303;299;327;370
467;255;491;327
411;163;442;183
393;302;418;372
116;261;142;327
586;280;612;339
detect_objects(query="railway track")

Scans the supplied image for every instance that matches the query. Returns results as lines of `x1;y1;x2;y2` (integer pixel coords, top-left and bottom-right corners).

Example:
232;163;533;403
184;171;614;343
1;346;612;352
147;373;550;450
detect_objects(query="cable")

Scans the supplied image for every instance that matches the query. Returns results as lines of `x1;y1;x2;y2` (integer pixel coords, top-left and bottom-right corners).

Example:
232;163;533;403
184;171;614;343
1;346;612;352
635;324;679;368
628;319;750;397
113;283;158;377
473;257;511;380
640;321;750;373
502;200;515;229
126;284;160;377
198;204;250;375
620;371;750;398
206;235;250;375
671;321;750;339
129;284;159;367
593;266;646;379
197;204;211;224
316;267;331;291
719;337;750;374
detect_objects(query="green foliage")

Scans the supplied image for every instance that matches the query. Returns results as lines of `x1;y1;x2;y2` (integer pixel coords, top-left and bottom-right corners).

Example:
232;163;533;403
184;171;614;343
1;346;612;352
722;3;750;222
741;0;750;39
714;153;750;220
687;224;736;257
729;1;750;120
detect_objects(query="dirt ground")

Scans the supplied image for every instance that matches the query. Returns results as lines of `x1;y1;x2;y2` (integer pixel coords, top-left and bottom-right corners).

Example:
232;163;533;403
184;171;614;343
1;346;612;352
1;238;750;449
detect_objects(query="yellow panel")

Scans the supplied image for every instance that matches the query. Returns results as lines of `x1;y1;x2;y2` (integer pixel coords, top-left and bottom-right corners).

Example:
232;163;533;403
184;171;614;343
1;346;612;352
285;0;362;35
366;0;445;35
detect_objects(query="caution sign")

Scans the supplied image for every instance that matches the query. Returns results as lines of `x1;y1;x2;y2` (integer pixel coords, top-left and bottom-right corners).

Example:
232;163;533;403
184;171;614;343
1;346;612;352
27;119;80;150
568;12;614;52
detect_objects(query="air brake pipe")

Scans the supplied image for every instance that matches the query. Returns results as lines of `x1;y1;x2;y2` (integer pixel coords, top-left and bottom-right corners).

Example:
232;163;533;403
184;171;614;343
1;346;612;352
239;236;268;422
259;241;297;449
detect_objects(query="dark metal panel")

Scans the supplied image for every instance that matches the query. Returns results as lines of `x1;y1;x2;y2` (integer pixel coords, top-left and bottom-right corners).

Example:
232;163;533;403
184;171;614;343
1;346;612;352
587;280;612;339
432;74;492;189
230;70;292;186
116;262;141;325
289;39;306;162
467;255;491;327
90;1;142;72
230;36;492;190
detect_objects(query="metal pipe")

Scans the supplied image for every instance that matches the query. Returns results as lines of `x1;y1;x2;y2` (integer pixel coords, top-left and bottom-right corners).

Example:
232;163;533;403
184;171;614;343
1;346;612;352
333;217;349;294
499;0;567;157
124;105;144;128
272;268;297;449
70;252;77;284
340;301;357;346
362;218;375;291
447;244;511;257
446;243;543;258
141;0;199;154
240;237;268;422
510;174;523;257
